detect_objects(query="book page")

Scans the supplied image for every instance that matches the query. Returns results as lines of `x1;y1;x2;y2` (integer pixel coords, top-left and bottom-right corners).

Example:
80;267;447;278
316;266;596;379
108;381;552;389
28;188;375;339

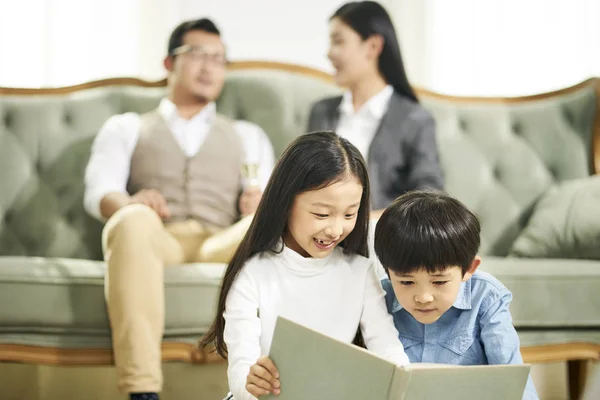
388;364;530;400
265;316;530;400
266;317;396;400
401;362;455;369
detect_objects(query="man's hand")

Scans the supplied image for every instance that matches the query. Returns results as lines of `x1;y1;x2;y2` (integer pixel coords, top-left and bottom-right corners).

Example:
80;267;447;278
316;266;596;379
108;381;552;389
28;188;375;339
246;356;280;397
129;189;171;219
239;186;262;217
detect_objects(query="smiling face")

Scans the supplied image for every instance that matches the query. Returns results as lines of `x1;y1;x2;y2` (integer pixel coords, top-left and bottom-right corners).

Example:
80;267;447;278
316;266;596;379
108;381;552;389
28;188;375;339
327;17;379;89
283;175;363;258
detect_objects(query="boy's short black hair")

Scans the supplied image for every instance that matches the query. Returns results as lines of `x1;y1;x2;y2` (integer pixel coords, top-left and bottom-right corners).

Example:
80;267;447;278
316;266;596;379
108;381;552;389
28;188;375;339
374;189;480;276
167;18;220;56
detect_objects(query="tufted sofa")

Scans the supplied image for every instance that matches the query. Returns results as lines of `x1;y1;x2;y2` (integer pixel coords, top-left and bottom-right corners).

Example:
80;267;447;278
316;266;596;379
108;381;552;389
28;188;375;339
1;62;599;398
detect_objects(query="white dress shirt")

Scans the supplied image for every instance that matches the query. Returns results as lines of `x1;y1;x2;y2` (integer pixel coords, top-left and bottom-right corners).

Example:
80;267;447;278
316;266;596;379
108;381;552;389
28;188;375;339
83;98;275;221
224;244;410;400
336;85;394;161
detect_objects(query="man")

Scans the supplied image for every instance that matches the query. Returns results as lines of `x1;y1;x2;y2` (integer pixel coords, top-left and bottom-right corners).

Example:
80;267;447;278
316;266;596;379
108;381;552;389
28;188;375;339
83;18;274;400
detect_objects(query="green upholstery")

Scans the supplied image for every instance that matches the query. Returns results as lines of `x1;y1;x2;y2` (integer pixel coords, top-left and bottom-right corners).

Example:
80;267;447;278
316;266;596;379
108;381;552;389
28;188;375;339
1;257;599;351
510;175;600;259
480;257;600;328
217;70;342;156
0;69;599;354
423;89;596;256
0;72;340;260
0;257;223;348
0;87;167;259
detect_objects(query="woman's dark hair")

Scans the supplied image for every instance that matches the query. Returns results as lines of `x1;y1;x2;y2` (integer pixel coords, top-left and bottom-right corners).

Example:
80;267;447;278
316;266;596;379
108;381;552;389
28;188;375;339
167;18;220;56
332;1;419;103
199;131;371;358
375;189;481;276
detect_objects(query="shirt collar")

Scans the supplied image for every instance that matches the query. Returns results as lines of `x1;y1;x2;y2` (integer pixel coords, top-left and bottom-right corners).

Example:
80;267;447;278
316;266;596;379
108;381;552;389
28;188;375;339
453;279;472;310
158;97;216;125
391;278;472;313
338;85;393;119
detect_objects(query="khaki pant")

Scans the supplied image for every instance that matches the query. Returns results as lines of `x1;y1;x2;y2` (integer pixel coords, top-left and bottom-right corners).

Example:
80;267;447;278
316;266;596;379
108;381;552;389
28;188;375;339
102;204;252;393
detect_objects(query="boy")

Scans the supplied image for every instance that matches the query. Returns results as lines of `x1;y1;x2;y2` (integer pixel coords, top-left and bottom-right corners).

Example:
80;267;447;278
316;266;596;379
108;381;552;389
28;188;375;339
374;190;539;400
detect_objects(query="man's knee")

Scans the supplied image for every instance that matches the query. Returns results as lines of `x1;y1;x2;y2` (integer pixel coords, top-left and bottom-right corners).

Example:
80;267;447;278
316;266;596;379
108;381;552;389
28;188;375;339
102;204;163;251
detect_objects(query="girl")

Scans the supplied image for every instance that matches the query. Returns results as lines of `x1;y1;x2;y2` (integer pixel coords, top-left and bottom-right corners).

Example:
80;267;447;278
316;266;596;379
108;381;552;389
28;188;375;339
200;131;409;399
308;1;444;219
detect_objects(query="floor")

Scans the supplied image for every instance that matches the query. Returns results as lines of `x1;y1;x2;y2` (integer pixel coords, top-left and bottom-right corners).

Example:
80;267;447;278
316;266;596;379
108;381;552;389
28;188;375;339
1;360;597;400
1;362;228;400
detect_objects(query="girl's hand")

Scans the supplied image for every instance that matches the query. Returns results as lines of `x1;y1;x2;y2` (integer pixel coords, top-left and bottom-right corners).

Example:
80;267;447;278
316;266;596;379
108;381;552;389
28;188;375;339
246;356;281;397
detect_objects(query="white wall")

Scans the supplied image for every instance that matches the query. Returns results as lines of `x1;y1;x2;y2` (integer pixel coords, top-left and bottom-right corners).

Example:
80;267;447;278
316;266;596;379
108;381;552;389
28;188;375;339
0;0;399;86
137;0;183;81
0;0;143;87
137;0;352;80
177;0;351;73
172;0;421;82
1;0;599;95
384;0;432;89
426;0;600;96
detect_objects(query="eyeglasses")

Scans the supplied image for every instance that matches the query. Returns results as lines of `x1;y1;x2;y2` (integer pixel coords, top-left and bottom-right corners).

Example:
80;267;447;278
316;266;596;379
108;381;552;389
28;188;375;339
171;45;228;66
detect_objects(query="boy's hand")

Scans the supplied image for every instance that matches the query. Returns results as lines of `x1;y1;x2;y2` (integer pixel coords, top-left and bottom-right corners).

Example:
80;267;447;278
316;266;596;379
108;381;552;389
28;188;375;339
246;356;280;397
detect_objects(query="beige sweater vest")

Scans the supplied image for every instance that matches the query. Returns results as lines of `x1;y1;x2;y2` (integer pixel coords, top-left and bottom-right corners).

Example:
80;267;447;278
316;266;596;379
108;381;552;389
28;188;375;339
127;110;243;229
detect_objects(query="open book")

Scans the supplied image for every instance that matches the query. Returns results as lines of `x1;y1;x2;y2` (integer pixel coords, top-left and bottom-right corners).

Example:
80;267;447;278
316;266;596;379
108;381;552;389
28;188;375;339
266;316;530;400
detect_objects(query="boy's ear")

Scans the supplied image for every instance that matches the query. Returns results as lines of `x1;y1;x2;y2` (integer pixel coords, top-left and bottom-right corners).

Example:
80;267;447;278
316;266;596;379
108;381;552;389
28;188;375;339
461;256;481;282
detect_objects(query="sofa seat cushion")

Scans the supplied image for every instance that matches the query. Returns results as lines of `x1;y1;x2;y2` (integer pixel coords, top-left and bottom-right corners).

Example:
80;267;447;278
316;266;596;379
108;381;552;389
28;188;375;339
2;255;599;349
480;257;600;328
0;256;225;348
517;329;600;347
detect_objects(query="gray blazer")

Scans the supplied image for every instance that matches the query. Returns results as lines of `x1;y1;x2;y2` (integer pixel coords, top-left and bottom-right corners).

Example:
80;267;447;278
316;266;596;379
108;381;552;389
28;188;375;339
308;92;444;209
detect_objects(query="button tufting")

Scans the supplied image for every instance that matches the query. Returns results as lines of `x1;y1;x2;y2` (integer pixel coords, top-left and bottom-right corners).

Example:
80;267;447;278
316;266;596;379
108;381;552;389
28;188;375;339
562;107;572;125
511;121;521;135
493;165;502;180
56;187;68;197
65;210;78;223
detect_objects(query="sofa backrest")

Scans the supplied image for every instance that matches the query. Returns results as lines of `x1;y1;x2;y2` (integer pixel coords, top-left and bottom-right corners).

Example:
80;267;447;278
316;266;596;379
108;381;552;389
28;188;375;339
0;63;598;259
422;86;598;255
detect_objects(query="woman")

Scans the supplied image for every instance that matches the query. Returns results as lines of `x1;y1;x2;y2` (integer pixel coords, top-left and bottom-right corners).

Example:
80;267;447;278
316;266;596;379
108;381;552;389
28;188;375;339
308;1;444;218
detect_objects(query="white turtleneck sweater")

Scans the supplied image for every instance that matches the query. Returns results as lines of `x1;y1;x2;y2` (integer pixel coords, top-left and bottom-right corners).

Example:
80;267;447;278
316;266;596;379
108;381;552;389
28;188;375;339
223;245;410;400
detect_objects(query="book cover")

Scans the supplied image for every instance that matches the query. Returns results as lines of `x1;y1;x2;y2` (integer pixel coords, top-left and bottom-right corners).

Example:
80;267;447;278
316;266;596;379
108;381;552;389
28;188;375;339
267;316;529;400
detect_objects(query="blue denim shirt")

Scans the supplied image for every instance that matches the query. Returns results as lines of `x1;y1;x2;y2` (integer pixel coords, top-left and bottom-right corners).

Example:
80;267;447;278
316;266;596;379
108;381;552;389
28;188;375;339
382;270;539;400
